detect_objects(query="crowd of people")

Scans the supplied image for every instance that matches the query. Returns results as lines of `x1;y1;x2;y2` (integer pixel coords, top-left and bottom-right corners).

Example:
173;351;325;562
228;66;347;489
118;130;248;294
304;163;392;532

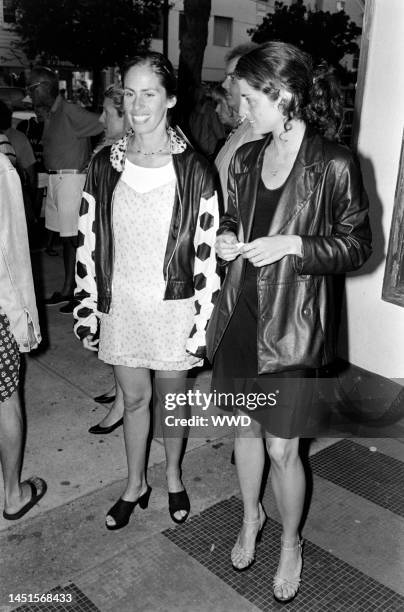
0;41;371;604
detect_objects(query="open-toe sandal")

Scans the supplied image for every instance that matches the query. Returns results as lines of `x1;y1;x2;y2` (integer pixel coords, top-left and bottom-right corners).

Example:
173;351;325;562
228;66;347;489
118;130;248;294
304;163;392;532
106;486;151;531
273;537;304;603
231;503;266;570
168;489;190;524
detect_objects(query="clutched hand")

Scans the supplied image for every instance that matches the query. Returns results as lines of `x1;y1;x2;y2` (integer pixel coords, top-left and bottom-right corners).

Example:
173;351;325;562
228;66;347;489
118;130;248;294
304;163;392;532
241;235;302;267
215;232;245;262
83;333;99;352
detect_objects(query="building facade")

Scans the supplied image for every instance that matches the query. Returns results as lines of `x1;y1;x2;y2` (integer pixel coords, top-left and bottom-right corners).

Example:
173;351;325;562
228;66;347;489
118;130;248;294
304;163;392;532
151;0;275;82
1;0;364;87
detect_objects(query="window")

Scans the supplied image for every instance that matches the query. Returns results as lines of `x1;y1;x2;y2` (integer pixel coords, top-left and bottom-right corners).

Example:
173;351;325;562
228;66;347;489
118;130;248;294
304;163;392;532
213;16;233;47
336;0;346;11
3;0;16;23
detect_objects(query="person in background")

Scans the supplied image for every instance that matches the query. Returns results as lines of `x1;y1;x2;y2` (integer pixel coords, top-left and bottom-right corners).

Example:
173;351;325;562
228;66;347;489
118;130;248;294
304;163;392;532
188;85;226;160
0;152;46;521
0;130;16;166
215;43;262;209
211;84;238;136
74;52;220;530
0;100;36;195
207;42;372;604
28;66;103;313
0;100;38;244
87;84;126;436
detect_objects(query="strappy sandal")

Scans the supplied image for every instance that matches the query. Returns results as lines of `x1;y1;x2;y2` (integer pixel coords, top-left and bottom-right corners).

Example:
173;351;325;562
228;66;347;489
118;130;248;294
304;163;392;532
231;503;266;570
105;485;151;531
273;537;304;603
168;489;190;524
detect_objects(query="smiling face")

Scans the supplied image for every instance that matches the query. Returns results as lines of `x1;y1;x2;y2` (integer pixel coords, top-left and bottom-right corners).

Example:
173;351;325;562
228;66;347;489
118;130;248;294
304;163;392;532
123;63;176;136
238;78;286;135
99;97;124;140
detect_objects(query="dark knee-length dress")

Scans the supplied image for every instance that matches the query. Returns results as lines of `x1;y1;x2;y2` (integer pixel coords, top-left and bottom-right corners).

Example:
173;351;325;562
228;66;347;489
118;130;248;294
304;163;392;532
212;178;315;438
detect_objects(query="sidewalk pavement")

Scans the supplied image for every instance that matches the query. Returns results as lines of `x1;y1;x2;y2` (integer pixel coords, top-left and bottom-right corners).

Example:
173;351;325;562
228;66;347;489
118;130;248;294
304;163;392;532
0;249;403;611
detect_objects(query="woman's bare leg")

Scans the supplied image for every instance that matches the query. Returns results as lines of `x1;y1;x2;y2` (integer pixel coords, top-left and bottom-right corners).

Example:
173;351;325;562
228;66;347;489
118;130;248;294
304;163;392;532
0;391;31;514
97;371;124;428
233;421;266;555
106;366;151;528
266;436;304;599
155;369;189;520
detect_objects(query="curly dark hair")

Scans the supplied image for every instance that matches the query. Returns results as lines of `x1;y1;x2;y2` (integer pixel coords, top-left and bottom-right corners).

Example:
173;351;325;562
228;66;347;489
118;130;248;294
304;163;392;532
234;42;343;140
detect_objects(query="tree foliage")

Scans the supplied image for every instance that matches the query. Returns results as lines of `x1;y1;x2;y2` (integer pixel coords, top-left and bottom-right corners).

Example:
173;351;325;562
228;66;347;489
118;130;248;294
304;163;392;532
249;0;361;82
176;0;211;122
14;0;163;70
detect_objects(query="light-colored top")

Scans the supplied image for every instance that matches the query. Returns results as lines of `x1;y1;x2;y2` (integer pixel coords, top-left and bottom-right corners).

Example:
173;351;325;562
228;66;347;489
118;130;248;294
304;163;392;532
215;118;262;210
122;158;174;192
0;132;16;166
42;95;103;171
0;153;41;351
5;127;36;170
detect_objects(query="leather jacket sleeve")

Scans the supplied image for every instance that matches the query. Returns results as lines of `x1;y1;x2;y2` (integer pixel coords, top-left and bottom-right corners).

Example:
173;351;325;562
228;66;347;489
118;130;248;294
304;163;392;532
186;190;221;358
73;167;99;342
293;155;372;274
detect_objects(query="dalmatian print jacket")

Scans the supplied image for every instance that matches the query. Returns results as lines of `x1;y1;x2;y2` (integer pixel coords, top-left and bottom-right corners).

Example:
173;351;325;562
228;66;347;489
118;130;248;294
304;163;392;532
73;127;221;359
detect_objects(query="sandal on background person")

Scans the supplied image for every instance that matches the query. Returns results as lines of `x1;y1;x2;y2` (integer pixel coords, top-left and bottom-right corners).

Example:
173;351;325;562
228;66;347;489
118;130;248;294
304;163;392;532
88;417;123;435
93;389;116;404
3;476;47;521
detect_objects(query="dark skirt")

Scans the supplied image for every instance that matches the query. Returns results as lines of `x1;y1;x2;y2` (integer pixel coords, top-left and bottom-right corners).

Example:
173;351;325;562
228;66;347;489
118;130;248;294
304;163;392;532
0;310;20;402
212;274;315;438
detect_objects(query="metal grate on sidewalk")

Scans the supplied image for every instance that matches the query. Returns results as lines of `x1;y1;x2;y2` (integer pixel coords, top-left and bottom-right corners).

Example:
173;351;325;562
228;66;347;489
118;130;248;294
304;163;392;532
163;496;404;611
13;583;99;612
310;439;404;517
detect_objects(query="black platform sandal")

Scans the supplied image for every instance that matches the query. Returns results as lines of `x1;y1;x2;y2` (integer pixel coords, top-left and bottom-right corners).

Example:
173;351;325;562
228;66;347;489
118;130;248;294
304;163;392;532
168;489;190;524
106;486;152;531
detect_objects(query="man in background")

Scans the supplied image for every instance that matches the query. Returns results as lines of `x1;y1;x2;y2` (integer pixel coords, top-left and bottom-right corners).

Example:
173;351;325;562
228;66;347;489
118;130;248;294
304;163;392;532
28;66;103;313
215;43;262;210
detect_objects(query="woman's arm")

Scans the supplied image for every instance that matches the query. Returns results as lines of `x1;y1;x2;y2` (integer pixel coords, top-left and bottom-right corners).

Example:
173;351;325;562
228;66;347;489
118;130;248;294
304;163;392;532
186;188;221;358
73;182;99;344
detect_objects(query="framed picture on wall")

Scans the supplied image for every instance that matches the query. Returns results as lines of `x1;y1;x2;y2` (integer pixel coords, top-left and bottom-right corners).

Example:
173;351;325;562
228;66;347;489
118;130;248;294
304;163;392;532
382;127;404;307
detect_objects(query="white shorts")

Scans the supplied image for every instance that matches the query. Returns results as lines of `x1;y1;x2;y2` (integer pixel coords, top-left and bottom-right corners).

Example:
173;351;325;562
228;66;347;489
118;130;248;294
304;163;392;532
45;173;86;237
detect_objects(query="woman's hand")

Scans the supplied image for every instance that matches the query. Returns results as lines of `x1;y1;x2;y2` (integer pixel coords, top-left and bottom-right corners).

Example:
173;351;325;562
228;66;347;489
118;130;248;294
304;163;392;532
215;232;241;261
242;235;303;267
83;334;99;352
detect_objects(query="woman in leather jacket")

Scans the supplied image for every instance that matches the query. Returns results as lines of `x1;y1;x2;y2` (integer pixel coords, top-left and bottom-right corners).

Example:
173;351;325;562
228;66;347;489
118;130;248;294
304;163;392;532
74;52;220;531
206;42;371;603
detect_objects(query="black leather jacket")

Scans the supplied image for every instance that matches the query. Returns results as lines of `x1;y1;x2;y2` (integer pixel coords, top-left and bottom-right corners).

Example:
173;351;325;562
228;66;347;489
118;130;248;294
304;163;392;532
74;129;221;357
206;128;372;373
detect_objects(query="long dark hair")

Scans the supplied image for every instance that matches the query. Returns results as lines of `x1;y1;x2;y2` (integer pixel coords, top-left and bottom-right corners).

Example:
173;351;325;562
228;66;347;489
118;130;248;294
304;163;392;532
124;51;177;98
235;41;343;139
